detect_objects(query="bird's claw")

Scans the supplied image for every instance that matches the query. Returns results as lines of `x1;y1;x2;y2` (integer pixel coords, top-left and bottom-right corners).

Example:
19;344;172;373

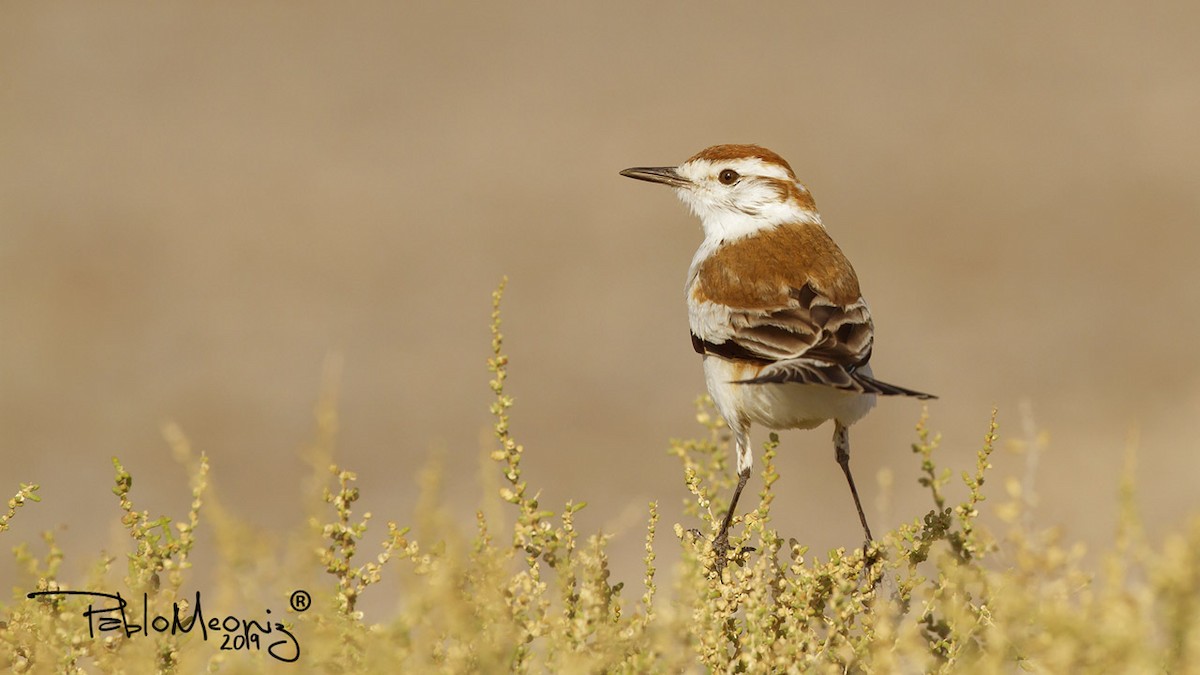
711;532;755;574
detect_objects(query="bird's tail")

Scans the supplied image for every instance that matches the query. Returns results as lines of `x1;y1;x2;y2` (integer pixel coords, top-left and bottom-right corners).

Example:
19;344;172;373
852;372;937;400
733;358;937;400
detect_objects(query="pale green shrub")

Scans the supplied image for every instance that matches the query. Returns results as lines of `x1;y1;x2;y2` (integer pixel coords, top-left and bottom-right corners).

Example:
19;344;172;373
2;279;1198;673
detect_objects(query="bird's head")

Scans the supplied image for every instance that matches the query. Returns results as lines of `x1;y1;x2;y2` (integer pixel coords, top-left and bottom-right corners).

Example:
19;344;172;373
620;144;821;241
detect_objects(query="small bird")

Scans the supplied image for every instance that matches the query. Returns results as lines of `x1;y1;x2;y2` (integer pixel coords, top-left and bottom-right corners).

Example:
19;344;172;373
620;144;935;562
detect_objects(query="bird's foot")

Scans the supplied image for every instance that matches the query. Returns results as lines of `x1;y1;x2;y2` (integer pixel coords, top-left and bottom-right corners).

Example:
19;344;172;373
864;535;883;562
862;538;881;567
859;539;886;590
710;530;755;575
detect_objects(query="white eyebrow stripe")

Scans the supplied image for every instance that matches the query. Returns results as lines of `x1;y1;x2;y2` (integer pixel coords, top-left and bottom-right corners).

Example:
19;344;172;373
682;158;794;182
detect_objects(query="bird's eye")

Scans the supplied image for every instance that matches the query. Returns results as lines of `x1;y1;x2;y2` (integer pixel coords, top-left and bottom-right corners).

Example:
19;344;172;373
718;169;740;185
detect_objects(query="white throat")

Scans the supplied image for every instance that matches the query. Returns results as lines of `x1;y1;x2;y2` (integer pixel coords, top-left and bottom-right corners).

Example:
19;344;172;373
677;188;822;244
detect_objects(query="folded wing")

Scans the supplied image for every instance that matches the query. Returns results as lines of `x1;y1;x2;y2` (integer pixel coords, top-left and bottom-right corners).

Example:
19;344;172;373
693;282;934;399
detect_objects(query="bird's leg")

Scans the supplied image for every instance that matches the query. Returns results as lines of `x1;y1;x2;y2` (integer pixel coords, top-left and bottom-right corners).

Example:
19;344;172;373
834;421;874;548
713;466;751;561
713;426;753;571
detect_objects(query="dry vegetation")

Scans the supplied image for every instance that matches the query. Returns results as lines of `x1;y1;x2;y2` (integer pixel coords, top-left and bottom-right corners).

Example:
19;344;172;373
3;280;1199;673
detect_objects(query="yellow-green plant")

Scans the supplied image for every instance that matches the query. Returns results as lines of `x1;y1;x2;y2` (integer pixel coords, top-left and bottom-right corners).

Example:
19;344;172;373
2;279;1199;673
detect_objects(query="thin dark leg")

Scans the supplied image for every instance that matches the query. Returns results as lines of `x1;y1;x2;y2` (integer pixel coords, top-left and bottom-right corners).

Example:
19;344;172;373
713;466;751;566
834;421;874;546
710;424;755;572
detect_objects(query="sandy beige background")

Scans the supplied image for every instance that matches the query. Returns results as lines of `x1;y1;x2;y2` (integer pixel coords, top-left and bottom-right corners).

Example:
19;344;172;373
3;2;1198;614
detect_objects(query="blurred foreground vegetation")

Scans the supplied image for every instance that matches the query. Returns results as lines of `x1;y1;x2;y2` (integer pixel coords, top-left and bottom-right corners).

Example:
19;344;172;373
3;281;1199;673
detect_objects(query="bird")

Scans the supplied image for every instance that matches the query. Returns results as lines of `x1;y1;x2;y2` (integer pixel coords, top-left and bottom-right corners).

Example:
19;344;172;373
620;144;935;564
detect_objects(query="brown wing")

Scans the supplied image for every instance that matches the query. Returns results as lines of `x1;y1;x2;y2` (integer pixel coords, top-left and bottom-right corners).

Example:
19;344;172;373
727;282;874;366
697;287;933;399
693;280;879;390
689;225;934;398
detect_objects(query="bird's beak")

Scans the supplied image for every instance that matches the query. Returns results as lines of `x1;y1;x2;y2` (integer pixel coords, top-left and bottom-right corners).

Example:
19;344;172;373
619;166;691;188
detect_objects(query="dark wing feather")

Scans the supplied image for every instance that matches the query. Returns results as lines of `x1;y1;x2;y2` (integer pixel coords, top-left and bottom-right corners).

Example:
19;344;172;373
697;282;935;399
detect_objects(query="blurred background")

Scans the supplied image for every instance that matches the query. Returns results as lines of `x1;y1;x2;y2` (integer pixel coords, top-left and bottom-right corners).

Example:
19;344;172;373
3;2;1198;617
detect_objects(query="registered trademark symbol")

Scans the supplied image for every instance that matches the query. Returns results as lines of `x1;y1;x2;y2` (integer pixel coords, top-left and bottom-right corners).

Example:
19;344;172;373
290;589;311;612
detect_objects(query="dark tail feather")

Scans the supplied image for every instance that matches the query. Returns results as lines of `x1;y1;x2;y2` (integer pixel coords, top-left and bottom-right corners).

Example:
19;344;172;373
853;372;937;400
732;358;938;400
